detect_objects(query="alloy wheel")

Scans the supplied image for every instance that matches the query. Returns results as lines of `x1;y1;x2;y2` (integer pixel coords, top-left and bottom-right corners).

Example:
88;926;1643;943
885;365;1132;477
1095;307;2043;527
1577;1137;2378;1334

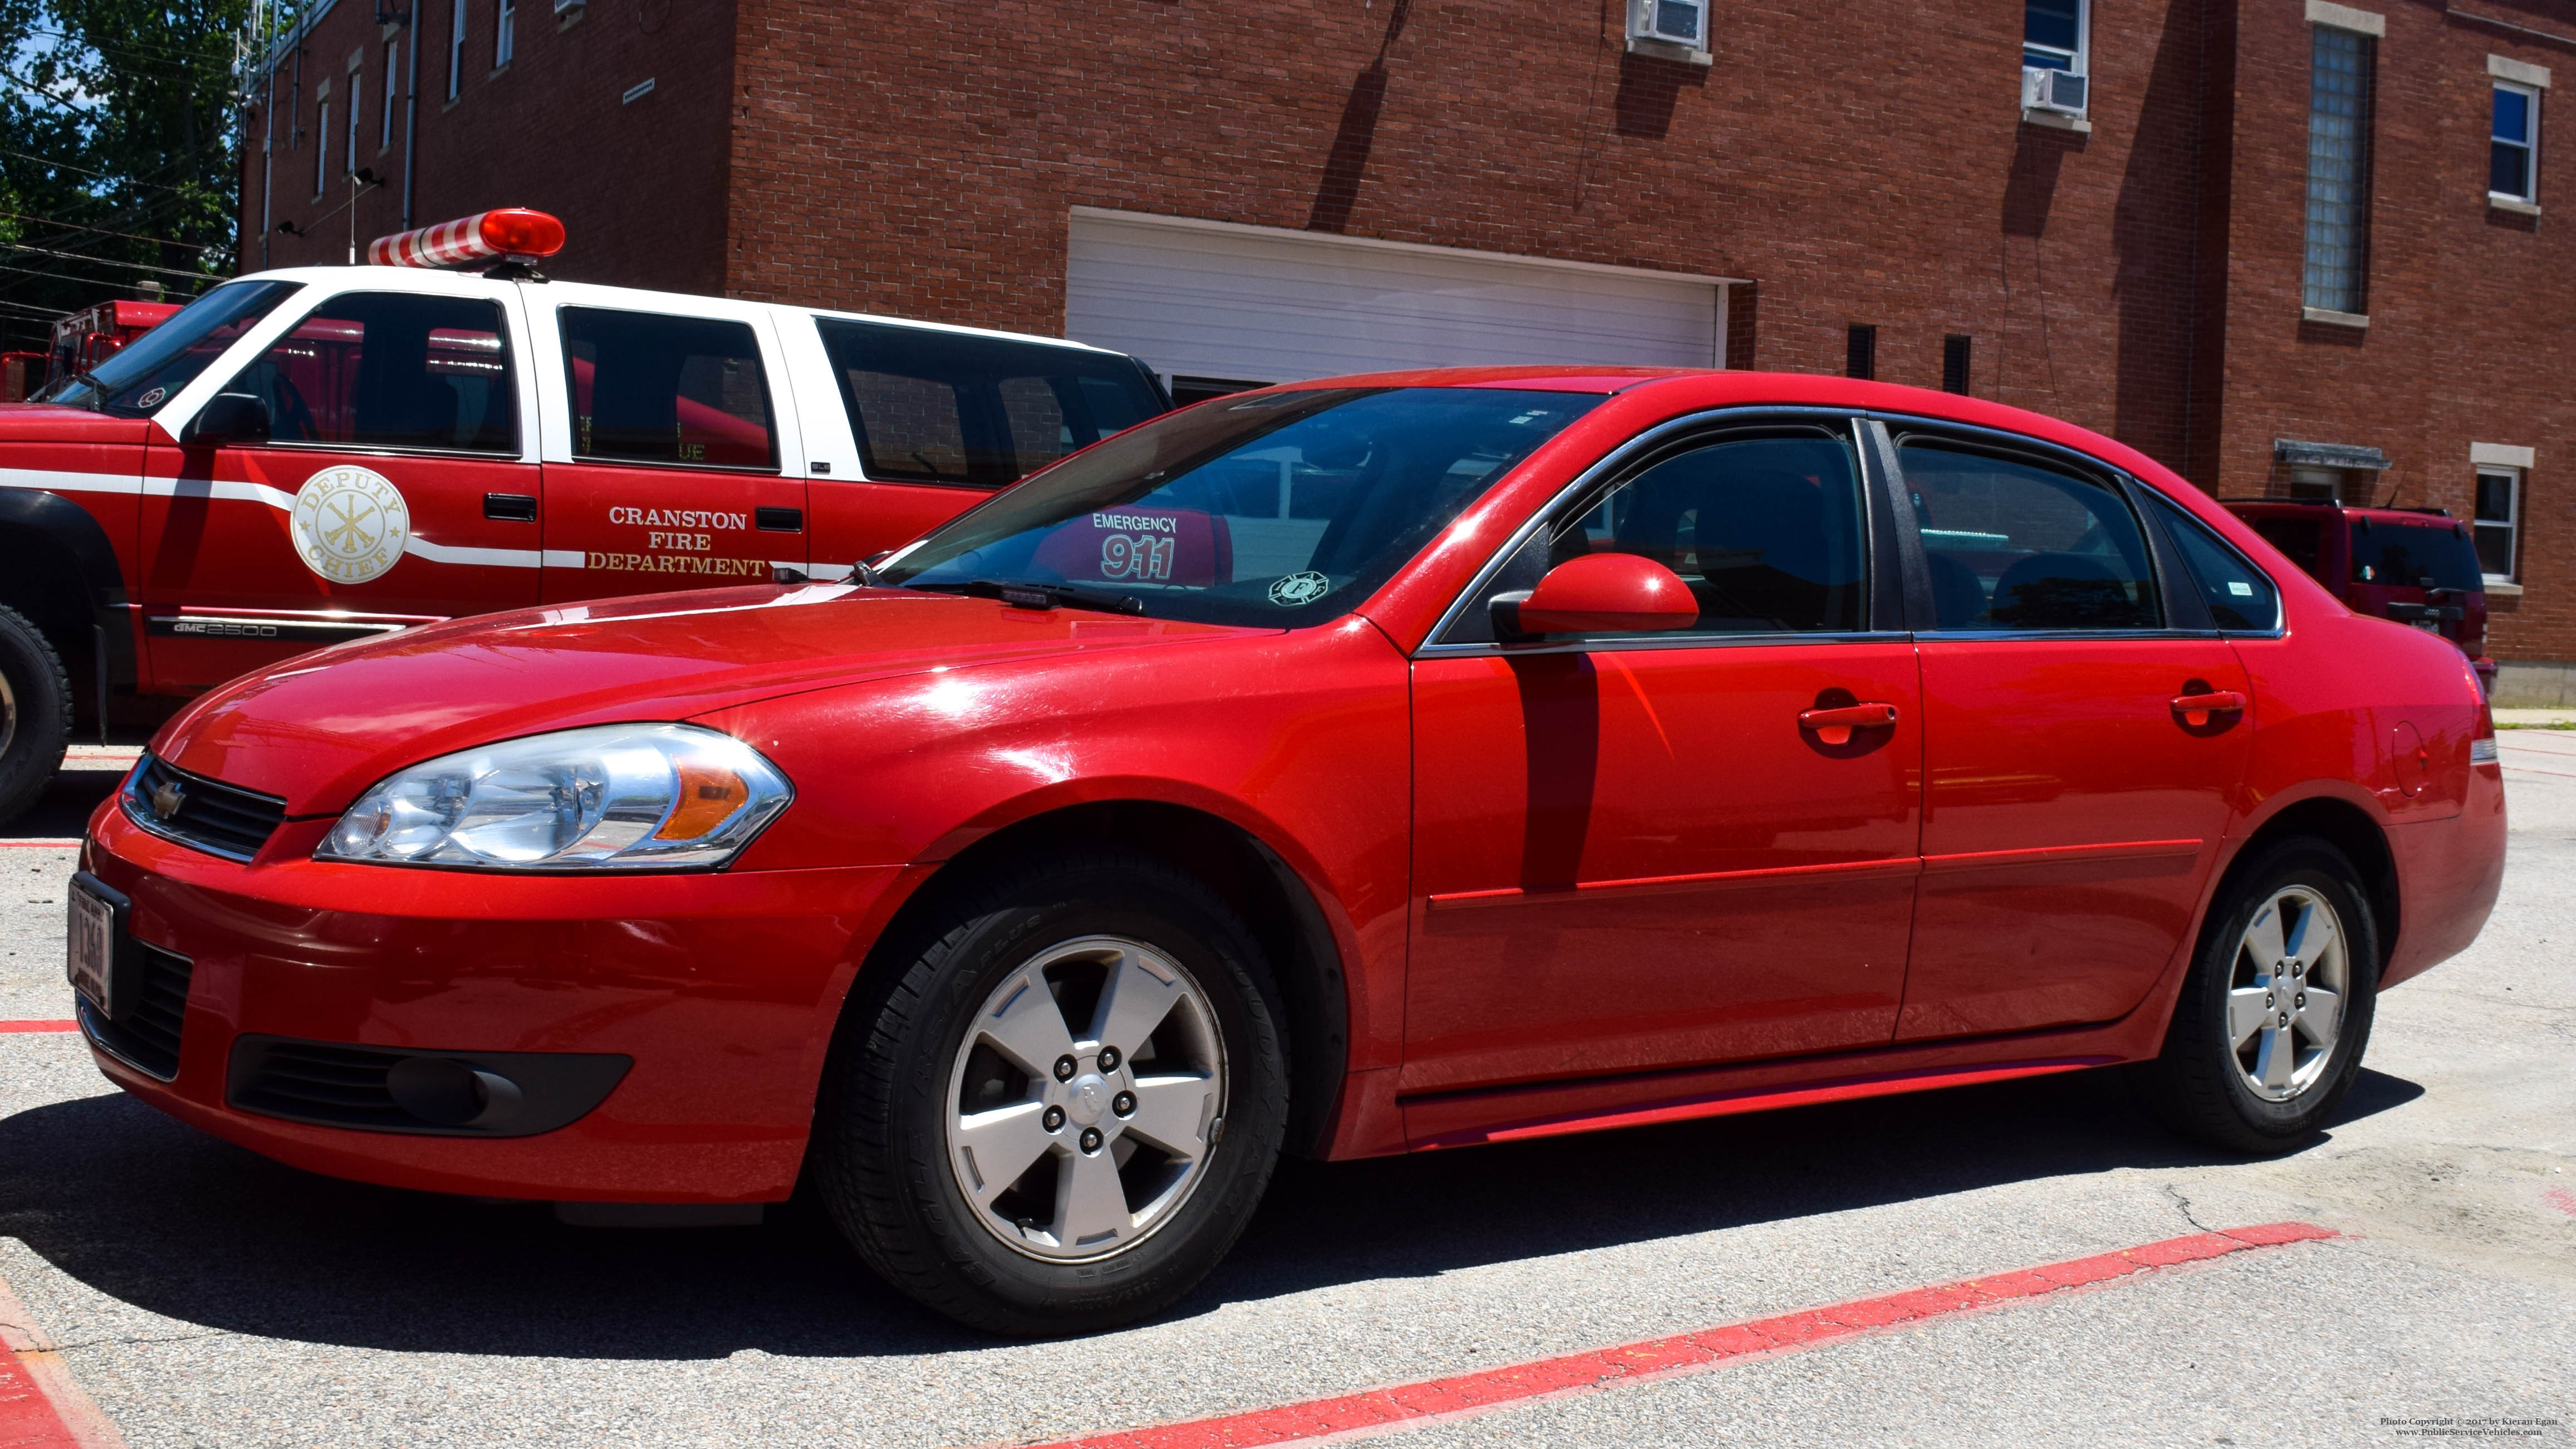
944;936;1226;1261
2226;884;2349;1102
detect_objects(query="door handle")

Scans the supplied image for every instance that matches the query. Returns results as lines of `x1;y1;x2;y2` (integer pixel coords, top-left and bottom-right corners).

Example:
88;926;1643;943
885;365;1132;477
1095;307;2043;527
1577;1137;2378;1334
2171;690;2247;727
1798;702;1899;746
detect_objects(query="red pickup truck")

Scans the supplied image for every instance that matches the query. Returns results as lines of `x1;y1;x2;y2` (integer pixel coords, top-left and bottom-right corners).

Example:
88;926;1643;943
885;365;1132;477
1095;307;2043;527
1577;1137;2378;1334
0;218;1168;824
2224;498;2496;694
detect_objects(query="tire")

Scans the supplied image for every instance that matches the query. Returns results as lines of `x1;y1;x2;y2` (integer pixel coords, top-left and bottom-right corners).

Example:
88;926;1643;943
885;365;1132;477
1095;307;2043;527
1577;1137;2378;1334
0;604;70;830
812;848;1290;1336
2142;837;2381;1156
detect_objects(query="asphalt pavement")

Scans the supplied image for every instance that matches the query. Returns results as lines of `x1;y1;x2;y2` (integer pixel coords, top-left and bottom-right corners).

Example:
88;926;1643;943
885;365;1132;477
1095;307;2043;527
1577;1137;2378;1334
1;738;2570;1447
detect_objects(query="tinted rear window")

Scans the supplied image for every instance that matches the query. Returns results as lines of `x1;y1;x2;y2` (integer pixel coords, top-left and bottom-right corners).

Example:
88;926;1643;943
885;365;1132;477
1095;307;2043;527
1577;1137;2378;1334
2350;521;2482;592
815;318;1164;488
2247;515;2323;580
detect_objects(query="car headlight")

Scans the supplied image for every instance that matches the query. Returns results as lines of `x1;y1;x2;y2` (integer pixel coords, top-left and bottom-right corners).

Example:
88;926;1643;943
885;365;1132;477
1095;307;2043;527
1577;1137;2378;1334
318;724;792;870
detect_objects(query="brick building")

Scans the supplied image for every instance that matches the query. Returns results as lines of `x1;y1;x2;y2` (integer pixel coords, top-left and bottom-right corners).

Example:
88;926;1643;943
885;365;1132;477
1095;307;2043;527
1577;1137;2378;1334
237;0;2576;698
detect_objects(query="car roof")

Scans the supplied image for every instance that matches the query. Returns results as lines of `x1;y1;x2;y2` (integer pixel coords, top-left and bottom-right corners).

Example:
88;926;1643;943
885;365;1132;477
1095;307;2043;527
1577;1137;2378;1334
2224;498;2460;526
1255;366;2192;483
231;266;1132;358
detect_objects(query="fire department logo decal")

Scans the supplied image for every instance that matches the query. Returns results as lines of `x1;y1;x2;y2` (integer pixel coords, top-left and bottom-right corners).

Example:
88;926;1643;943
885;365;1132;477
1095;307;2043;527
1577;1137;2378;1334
290;466;409;585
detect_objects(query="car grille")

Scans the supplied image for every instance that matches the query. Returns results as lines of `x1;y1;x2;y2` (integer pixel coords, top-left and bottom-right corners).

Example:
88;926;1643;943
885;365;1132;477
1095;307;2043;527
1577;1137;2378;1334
79;943;193;1080
228;1039;417;1130
124;755;288;861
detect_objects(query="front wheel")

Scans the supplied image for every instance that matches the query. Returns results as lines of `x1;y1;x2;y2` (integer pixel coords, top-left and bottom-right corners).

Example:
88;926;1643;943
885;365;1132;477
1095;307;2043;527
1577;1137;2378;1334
812;849;1289;1336
0;604;70;830
2142;838;2380;1155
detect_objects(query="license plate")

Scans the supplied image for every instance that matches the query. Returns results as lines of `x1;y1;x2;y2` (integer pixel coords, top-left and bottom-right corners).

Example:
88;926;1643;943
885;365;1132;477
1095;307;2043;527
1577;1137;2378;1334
66;879;117;1015
2411;618;2442;633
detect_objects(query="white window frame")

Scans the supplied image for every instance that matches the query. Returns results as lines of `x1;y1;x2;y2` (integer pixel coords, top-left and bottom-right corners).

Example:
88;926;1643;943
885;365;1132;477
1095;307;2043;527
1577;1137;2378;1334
2475;466;2523;582
382;43;400;149
2492;79;2541;205
448;0;467;100
2024;0;2089;76
494;0;515;68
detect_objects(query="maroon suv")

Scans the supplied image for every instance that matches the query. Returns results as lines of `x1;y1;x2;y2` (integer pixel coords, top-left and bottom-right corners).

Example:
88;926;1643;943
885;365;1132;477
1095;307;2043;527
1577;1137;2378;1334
2225;500;2495;692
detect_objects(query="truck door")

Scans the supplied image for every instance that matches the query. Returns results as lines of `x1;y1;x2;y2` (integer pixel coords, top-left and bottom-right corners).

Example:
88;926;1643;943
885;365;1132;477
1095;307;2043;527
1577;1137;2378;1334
529;293;809;603
139;282;543;692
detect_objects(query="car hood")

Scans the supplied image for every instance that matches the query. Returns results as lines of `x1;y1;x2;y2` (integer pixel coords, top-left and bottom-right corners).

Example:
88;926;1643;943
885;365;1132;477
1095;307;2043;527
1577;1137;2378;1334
0;403;147;444
153;583;1259;815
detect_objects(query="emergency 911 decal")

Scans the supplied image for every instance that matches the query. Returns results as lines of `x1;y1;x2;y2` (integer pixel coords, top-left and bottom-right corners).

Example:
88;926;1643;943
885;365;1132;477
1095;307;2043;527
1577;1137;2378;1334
291;465;411;585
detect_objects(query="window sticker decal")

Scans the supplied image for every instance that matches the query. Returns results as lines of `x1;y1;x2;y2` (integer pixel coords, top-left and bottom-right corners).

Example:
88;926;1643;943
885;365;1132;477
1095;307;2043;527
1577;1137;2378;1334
291;464;410;585
1269;571;1330;607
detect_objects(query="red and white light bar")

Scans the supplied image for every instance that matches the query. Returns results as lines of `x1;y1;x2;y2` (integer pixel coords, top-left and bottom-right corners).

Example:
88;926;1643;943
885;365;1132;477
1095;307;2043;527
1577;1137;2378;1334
367;208;566;269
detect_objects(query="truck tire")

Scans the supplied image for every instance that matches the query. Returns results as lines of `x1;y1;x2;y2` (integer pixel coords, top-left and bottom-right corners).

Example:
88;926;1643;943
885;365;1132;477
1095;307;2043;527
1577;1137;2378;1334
0;604;71;829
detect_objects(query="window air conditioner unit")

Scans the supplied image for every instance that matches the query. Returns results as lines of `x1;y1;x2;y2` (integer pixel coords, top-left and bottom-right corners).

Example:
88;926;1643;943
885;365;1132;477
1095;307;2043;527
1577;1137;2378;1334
1637;0;1707;47
1628;0;1711;60
2022;66;2089;115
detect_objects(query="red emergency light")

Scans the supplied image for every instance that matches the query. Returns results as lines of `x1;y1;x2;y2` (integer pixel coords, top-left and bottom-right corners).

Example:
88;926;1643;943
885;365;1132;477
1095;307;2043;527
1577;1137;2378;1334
367;208;567;270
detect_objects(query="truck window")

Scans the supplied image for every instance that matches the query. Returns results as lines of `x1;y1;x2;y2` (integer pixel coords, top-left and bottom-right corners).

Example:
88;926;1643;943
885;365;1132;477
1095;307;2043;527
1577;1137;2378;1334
814;317;1164;488
561;307;776;469
226;292;518;453
40;279;301;417
2351;521;2482;592
2247;516;2322;580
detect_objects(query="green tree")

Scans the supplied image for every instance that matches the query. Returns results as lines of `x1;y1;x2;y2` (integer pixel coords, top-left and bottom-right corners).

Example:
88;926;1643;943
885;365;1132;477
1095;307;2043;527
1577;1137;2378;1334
0;0;253;353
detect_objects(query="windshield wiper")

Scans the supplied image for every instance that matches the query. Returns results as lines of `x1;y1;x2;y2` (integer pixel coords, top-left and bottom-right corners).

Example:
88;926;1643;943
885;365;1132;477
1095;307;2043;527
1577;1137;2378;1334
907;577;1145;615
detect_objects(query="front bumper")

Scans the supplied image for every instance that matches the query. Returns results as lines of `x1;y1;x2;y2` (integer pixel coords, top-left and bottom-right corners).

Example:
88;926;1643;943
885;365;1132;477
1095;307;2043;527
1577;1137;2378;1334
79;803;907;1202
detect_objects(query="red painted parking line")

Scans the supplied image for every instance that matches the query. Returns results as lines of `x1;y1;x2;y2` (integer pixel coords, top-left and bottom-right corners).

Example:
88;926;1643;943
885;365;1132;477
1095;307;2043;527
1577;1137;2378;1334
0;1272;125;1449
0;1025;76;1036
0;842;79;850
1017;1222;2339;1449
2503;763;2576;781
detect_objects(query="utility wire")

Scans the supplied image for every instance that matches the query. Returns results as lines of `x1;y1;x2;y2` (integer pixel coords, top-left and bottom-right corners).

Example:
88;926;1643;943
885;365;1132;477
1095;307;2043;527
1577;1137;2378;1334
7;240;222;280
0;146;207;199
0;211;233;253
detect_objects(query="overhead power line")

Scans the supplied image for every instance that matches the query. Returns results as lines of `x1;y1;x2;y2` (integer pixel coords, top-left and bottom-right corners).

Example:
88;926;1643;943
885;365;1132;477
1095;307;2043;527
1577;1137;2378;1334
0;147;204;198
7;240;223;280
0;211;233;254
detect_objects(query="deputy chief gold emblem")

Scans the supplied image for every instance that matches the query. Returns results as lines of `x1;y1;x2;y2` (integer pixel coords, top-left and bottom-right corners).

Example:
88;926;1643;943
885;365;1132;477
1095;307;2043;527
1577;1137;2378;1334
290;465;410;585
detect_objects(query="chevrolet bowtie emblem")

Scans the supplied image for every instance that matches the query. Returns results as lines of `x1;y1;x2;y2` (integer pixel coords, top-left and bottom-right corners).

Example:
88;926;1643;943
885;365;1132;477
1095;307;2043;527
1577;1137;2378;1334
149;779;185;821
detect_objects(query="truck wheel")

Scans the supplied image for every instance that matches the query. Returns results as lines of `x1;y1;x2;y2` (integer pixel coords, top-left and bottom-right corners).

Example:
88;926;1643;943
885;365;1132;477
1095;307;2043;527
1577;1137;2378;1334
811;848;1289;1336
2141;837;2381;1156
0;604;71;829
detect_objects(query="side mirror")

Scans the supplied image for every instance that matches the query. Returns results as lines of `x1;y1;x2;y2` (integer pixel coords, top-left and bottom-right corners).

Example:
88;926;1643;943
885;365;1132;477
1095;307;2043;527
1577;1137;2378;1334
1491;553;1698;638
181;393;270;448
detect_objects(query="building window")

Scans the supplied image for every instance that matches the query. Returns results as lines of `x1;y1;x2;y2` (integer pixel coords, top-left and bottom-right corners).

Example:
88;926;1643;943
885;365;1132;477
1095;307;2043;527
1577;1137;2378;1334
2475;467;2521;580
346;70;361;174
494;0;515;68
2492;81;2540;204
1942;334;1973;394
314;99;329;194
448;0;467;100
1845;324;1877;381
382;43;400;149
2304;25;2376;316
2025;0;2084;71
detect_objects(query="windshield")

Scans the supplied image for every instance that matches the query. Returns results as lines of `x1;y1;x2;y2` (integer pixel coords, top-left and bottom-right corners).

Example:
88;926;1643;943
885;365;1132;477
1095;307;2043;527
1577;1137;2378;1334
2350;520;2482;593
37;280;303;416
879;387;1603;626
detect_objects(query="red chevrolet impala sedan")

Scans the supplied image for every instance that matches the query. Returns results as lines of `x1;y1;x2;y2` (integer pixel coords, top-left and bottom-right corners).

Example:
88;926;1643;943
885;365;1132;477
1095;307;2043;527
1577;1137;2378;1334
72;369;2504;1334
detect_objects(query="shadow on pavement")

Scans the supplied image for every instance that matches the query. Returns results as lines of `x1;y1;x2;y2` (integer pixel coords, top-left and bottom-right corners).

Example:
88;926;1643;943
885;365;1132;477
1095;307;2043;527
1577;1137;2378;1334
0;1061;2423;1360
4;763;125;840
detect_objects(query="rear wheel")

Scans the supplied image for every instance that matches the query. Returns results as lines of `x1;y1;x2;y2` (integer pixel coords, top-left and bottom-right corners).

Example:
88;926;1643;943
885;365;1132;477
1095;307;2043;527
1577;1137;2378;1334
812;849;1289;1336
2143;838;2380;1155
0;604;69;829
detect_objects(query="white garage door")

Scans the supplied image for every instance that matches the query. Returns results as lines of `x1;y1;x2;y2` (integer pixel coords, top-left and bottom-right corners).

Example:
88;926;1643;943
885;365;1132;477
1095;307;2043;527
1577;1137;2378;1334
1064;207;1739;393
